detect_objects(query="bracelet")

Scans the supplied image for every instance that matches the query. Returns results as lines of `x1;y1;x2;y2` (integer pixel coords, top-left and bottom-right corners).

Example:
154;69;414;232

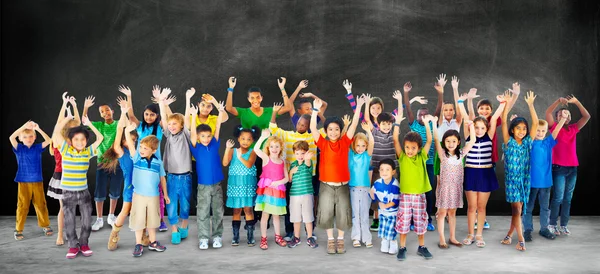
312;108;319;112
280;88;286;92
393;123;401;127
282;94;288;98
457;100;464;104
500;101;507;104
227;88;234;92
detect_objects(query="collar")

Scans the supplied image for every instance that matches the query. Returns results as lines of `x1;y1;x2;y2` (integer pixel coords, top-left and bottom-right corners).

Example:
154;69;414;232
143;154;158;168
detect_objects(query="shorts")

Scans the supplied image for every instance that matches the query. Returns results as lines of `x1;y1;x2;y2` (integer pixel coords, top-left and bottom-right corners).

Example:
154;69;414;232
290;194;314;223
129;193;160;231
317;182;351;231
395;193;428;235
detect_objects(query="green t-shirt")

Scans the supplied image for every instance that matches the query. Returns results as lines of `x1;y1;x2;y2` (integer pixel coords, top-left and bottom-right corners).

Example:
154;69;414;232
398;148;432;194
91;120;119;163
289;160;314;196
235;107;276;148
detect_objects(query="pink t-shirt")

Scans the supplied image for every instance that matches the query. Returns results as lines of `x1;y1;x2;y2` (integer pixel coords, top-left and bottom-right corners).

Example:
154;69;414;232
550;123;579;166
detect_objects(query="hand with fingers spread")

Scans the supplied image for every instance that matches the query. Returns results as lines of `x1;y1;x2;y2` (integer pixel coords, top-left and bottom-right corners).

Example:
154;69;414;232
304;151;314;161
189;103;199;115
431;115;439;123
215;101;225;112
272;102;284;113
68;96;77;106
467;88;479;100
509;114;518;122
116;96;128;109
410;96;428;105
125;121;137;133
458;93;468;102
312;98;323;110
361;122;370;131
226;139;235;149
363;93;372;103
392;113;405;124
356;94;367;106
524;90;536;105
260;128;270;138
62;92;69;104
161;88;172;99
403;82;412;93
118;85;132;96
163;94;177;106
152;85;161;100
558;97;569;105
342;114;351;127
511;82;521;96
297;79;309;89
451;76;459;89
277;77;287;90
202;93;215;103
566;94;579;104
392;90;402;101
434;73;447;93
343;79;352;92
84;96;95;108
228;76;236;89
186;87;196;99
82;115;91;126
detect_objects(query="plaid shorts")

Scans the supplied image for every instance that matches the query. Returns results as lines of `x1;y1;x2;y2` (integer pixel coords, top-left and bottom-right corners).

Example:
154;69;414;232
395;193;428;235
378;213;398;240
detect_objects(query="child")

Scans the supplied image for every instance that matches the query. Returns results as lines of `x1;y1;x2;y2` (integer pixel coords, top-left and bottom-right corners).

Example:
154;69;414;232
286;79;328;129
254;129;289;250
48;92;81;246
223;126;260;246
10;120;52;241
432;119;476;249
51;114;103;259
457;92;508;247
370;158;400;255
392;111;434;261
124;123;168;257
187;88;229;133
348;124;374;248
310;95;363;255
287;141;317;248
190;102;226;250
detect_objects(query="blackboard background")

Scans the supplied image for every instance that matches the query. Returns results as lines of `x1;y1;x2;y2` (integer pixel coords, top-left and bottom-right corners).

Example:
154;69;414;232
1;0;598;216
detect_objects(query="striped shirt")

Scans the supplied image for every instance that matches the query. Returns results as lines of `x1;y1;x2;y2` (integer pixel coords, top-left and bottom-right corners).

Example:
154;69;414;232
132;152;166;197
59;140;96;191
371;128;397;170
465;135;493;167
410;121;435;164
289;160;314;196
371;177;400;216
269;123;317;176
92;120;119;163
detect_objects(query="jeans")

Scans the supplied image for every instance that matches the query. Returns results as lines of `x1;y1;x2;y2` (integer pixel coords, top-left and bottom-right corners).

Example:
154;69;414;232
166;173;192;225
350;186;372;243
523;187;551;232
425;164;436;223
549;165;577;227
94;165;123;201
197;183;224;239
63;189;93;248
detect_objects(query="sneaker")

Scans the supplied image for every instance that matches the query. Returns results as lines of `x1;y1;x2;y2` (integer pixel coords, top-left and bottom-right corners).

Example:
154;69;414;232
548;225;561;236
159;221;168;232
427;222;435;231
370;219;379;231
107;214;117;226
307;237;318;248
80;245;93;257
396;247;407;261
559;226;571;236
91;218;104;231
288;237;301;248
149;241;166;252
327;239;336;254
199;239;209;250
132;244;143;257
417;246;433;260
283;232;294;242
213;236;223;249
484;220;490;229
380;239;390;253
66;247;80;259
524;231;532;242
410;224;414;231
539;229;556;240
388;240;398;255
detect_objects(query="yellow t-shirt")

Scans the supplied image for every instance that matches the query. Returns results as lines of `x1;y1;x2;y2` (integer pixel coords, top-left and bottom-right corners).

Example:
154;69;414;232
195;115;218;134
269;123;317;176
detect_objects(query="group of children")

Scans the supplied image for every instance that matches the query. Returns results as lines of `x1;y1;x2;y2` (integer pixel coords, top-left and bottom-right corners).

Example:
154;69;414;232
11;75;590;261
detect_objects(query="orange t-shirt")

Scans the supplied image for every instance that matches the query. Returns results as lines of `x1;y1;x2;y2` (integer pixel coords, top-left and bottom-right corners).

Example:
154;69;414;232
316;135;353;182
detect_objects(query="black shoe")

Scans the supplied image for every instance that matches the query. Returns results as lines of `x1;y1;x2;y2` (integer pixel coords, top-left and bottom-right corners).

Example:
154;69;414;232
307;236;318;248
417;246;433;260
284;232;294;242
524;231;533;242
396;247;407;261
288;237;301;248
370;219;379;232
232;221;241;246
539;229;556;240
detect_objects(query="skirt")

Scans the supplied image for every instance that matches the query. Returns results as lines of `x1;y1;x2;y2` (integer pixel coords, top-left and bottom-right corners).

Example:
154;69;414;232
464;167;498;192
47;172;63;200
226;175;257;209
254;178;286;215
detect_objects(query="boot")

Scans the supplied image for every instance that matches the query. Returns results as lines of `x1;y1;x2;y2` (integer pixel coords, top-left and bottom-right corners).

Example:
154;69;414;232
245;219;256;247
107;224;121;251
232;221;241;246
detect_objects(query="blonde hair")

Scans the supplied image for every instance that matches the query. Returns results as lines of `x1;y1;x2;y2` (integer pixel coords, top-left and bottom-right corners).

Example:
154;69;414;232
263;136;284;158
538;119;548;127
140;135;159;151
21;129;35;136
168;113;185;126
351;132;369;153
61;119;81;139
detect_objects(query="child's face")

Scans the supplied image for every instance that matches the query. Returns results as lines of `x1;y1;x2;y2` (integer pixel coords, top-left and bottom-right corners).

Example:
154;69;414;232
268;141;282;157
298;102;312;115
19;132;36;147
294;149;307;162
474;120;488;137
296;117;309;134
326;123;341;141
417;109;429;124
477;104;492;118
99;105;114;121
370;103;382;118
403;140;420;158
444;135;460;153
167;119;183;135
354;139;367;154
379;121;393;134
379;164;395;181
139;143;157;158
143;109;158;124
71;133;88;151
199;101;213;117
238;132;254;149
247;92;263;109
535;124;548;140
512;122;528;141
442;104;455;120
197;131;213;146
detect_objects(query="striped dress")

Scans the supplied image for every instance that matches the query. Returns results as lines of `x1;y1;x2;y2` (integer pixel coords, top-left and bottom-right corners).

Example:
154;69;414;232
255;158;287;215
464;135;498;192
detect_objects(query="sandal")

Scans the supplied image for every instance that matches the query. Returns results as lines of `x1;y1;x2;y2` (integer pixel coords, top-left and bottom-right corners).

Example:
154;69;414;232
14;230;24;241
501;235;512;245
260;237;268;250
516;241;526;251
43;227;53;236
438;242;449;249
462;234;474;245
365;242;373;248
352;239;361;248
475;235;486;248
275;235;287;247
449;240;463;247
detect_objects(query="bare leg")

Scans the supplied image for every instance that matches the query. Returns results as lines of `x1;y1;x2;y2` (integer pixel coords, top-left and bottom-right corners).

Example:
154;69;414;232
293;222;301;238
447;209;459;244
109;198;118;215
115;202;131;227
147;228;157;243
437;208;448;244
273;215;281;236
96;201;104;219
306;221;314;238
56;200;64;245
465;191;478;239
260;212;269;237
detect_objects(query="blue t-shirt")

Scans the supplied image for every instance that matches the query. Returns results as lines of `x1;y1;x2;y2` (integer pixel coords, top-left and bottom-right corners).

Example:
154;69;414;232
410;121;434;165
348;150;372;187
291;112;321;132
131;152;166;196
13;143;45;183
190;137;224;185
530;136;558;188
371;177;400;216
137;123;163;159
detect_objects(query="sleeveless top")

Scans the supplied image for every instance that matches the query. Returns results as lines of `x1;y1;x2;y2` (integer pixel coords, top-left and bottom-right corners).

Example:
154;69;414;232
260;158;285;181
465;134;493;167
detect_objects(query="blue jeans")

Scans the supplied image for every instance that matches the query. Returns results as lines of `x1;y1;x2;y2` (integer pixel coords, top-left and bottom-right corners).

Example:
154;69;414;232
523;187;551;232
549;165;577;227
425;164;436;223
166;173;192;225
94;166;123;202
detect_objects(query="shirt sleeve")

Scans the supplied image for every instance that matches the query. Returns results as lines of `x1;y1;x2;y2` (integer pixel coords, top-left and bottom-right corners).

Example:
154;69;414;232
269;123;285;139
189;143;198;158
316;134;326;150
545;135;558;148
91;121;102;129
569;123;580;134
59;140;69;156
159;161;166;176
420;145;429;161
235;107;245;118
346;93;365;122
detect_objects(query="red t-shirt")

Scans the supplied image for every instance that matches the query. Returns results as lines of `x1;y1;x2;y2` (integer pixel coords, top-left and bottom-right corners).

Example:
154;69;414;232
487;116;502;163
316;135;353;182
53;147;62;172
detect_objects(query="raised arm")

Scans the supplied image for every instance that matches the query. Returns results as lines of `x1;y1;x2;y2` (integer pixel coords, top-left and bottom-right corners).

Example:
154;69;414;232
32;122;52;149
270;102;283;125
213;100;226;141
277;77;292;115
544;97;567;127
462;121;477;155
287;79;308;117
488;92;509;140
118;85;138;125
392;89;404;128
392;113;405;158
457;93;470;139
9;122;31;149
362;122;375;156
524;91;539;139
431;118;443;155
253;129;270;161
433;73;446;117
113;108;127;157
190;104;198;148
403;82;415;124
124;122;137;156
501;90;512;145
341;115;351;136
507;82;521;112
83;115;104;152
56;92;69;127
225;76;238;116
184;88;195;130
467;88;479;121
52;109;76;147
82;96;95;119
223;139;235;167
343;79;365;122
310;99;323;142
551;112;568;139
451;76;463;125
345;94;365;138
567;95;591;130
421;115;434;155
363;93;373;130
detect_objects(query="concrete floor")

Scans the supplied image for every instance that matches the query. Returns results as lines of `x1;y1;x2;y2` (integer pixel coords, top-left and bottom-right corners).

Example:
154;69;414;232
0;216;598;274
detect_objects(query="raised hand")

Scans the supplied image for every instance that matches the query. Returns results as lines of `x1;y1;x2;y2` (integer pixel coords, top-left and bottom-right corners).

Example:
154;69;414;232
273;102;284;113
31;122;40;130
431;115;439;123
202;93;215;103
464;119;474;128
361;122;370;131
116;96;128;109
152;85;161;100
342;114;351;126
403;82;412;93
260;128;270;138
277;77;287;90
84;96;95;108
343;79;352;91
163;94;177;106
392;90;402;101
313;98;323;110
125;121;137;132
422;115;433;123
451;76;459;89
558;97;569;105
467;88;479;99
509;114;518;122
216;101;225;112
118;85;131;96
458;93;468;101
228;76;236;89
82;115;91;126
524;90;536;105
190;103;199;115
410;96;428;105
566;94;579;104
65;107;74;120
161;88;172;99
560;109;571;120
186;87;196;99
364;93;372;103
304;151;314;160
62;92;69;104
511;82;521;95
299;92;313;98
297;79;309;89
434;73;447;93
226;139;235;148
68;96;77;106
392;113;406;124
356;94;367;106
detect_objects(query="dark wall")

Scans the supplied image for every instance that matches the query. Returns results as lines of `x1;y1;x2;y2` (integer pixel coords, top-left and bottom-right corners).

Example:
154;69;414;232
2;0;598;216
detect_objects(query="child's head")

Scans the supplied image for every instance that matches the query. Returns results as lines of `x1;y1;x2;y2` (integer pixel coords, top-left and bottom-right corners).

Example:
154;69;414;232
139;135;159;158
98;104;114;121
403;132;423;158
535;120;549;140
167;113;185;135
416;108;429;124
324;116;344;141
377;112;394;134
292;140;309;162
233;125;260;149
61;119;81;141
369;97;384;121
441;129;461;159
509;117;529;141
477;99;493;118
378;158;396;181
196;124;213;146
263;135;284;158
442;102;456;121
67;126;90;151
198;98;214;117
124;126;139;147
100;128;138;173
473;116;489;137
143;104;160;125
296;98;313;116
555;108;571;125
19;129;36;147
296;114;311;134
247;87;263;109
351;132;369;154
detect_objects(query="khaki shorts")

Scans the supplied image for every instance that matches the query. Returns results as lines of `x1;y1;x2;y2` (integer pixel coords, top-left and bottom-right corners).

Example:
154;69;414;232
129;193;161;231
290;194;314;223
317;182;351;231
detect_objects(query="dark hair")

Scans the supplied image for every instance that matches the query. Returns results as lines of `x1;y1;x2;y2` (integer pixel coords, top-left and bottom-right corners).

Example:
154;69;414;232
477;99;493;110
473;116;490;131
293;140;309;152
100;128;138;174
403;132;423;148
324;116;344;132
378;158;396;170
141;104;161;136
441;129;462;159
297;98;312;108
233;125;260;140
369;97;384;122
378;112;394;124
196;124;212;134
247;86;262;95
508;117;529;139
555;107;568;119
67;126;90;141
98;103;114;109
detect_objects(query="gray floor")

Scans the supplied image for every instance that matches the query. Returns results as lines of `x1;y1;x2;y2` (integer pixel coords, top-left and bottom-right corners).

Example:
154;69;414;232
0;216;598;273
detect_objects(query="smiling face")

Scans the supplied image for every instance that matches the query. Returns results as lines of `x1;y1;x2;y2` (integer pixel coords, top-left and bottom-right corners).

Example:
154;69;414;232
326;122;341;141
443;135;460;154
143;109;158;124
71;133;88;151
139;143;156;158
477;104;492;118
294;149;307;162
198;130;213;146
474;120;488;137
268;139;282;157
198;101;213;117
511;121;528;141
379;163;395;181
98;105;114;121
247;92;263;109
379;121;393;134
167;118;183;135
442;103;455;121
403;140;420;158
370;103;382;119
19;131;36;147
353;139;367;154
238;131;254;149
536;123;548;140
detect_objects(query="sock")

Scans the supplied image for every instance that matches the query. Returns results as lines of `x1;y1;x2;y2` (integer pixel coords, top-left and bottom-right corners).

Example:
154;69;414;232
108;214;115;219
337;236;344;240
328;237;334;240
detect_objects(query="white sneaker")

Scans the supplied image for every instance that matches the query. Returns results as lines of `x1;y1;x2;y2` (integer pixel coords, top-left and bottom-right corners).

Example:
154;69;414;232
380;239;389;253
548;225;561;236
91;218;104;231
107;215;117;226
559;226;571;236
388;240;398;255
213;236;223;248
199;239;209;250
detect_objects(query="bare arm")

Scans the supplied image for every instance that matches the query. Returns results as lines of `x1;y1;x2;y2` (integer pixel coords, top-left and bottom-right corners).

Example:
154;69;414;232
507;82;521;112
118;85;138;126
125;123;137;156
421;116;433;155
287;80;308;117
462;122;477;155
467;88;479;121
113;117;126;157
365;124;375;156
223;140;234;166
277;77;292;115
451;76;463;126
160;176;169;204
346;94;365;138
457;93;470;139
225;77;238;116
433;74;446;117
363;94;373;130
213;101;225;141
253;130;270;161
34;124;52;149
551;116;568;139
488;94;508;140
184;88;194;130
9;122;29;149
84;116;104;152
393;113;404;158
310;99;322;143
432;120;443;155
501;91;511;145
569;96;591;130
545;98;563;127
525;91;539;139
403;82;415;124
82;96;95;120
190;107;198;148
239;151;257;169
